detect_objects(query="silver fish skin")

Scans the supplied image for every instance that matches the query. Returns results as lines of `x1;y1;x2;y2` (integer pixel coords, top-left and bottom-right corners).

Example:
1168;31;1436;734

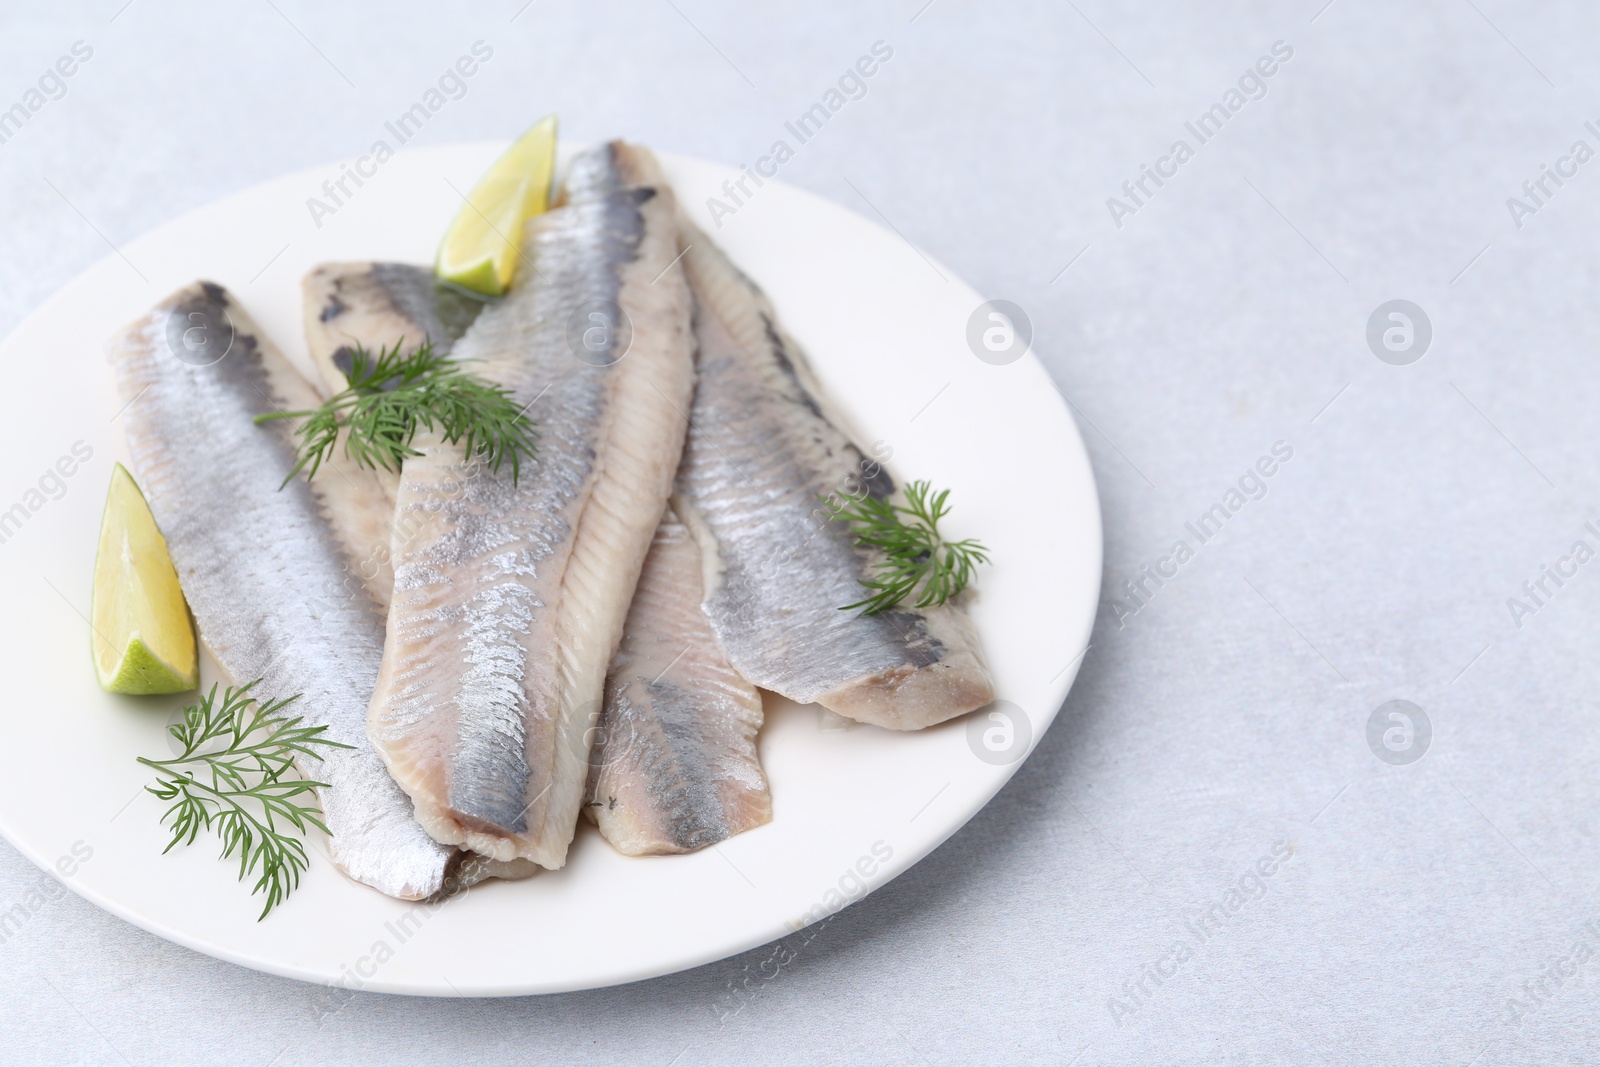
568;142;772;854
674;225;996;731
299;267;537;890
109;281;464;900
369;142;695;868
584;506;771;855
302;262;483;397
559;140;666;204
299;263;488;611
303;251;767;858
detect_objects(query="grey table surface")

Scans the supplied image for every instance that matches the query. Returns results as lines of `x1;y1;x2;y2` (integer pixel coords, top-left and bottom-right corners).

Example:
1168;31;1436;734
3;0;1599;1063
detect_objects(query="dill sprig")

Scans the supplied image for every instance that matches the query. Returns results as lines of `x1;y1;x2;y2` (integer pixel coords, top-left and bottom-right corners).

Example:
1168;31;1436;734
137;681;351;920
254;339;537;487
831;480;989;615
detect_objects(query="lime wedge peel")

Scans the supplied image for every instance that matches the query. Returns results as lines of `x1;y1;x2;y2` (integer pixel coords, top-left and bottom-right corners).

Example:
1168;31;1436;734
436;114;558;297
92;463;198;695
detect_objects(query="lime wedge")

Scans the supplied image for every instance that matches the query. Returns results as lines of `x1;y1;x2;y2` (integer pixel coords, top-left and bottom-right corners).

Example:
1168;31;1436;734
91;464;198;695
436;114;558;297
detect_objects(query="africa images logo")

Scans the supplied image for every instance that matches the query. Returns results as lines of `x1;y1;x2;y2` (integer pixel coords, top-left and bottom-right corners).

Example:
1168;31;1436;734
1365;300;1431;366
1366;700;1430;766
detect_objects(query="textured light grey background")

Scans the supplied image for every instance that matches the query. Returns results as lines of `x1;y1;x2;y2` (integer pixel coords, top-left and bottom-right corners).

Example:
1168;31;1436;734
3;0;1599;1063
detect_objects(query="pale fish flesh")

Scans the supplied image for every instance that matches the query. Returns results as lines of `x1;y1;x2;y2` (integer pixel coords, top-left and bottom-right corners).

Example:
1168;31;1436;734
110;282;499;899
369;142;695;868
584;505;771;854
566;143;773;855
673;224;996;730
302;262;485;397
299;263;487;610
303;248;769;857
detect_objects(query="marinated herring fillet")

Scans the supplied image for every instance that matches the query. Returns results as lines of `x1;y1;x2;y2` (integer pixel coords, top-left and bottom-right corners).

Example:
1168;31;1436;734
585;506;771;854
566;142;772;854
110;282;487;899
303;262;484;399
674;225;995;730
300;263;487;610
369;142;695;869
303;247;768;858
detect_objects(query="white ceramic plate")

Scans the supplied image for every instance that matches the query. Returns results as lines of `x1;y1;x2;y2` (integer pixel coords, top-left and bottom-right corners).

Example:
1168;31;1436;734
0;143;1100;995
